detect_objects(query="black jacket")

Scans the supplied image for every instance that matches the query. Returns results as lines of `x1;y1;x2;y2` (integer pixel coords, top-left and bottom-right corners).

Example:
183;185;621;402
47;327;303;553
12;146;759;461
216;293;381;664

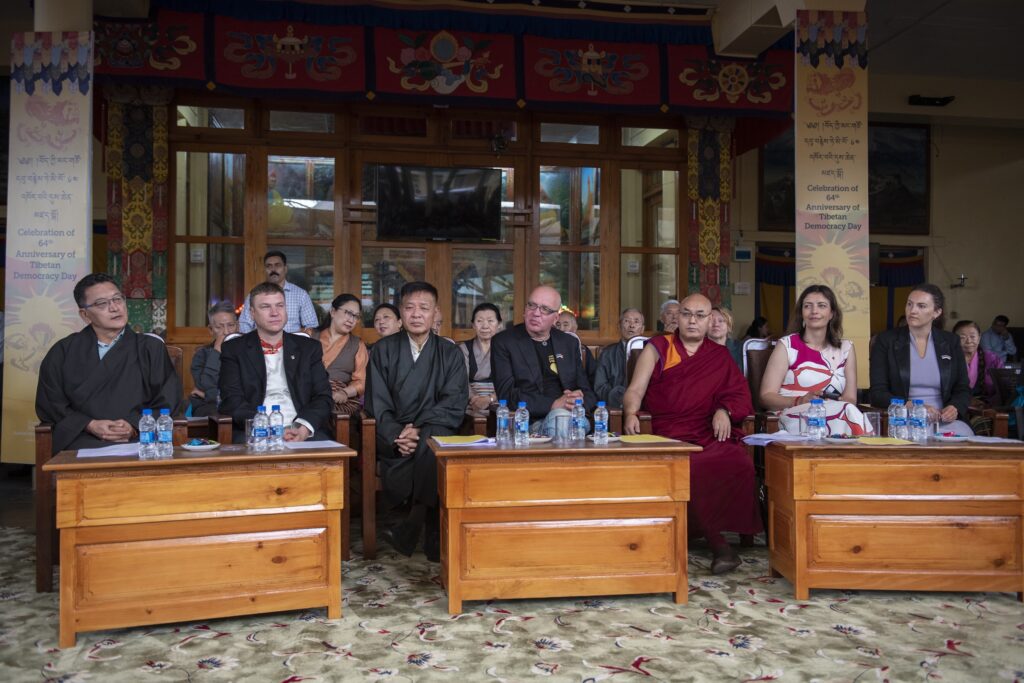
869;327;971;419
491;324;597;418
219;331;333;441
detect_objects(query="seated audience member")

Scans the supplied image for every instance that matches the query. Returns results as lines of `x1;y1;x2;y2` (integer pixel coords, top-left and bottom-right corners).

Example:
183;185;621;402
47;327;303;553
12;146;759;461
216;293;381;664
189;302;239;417
372;303;403;339
36;273;182;454
432;308;455;344
219;282;333;443
238;251;319;334
954;320;1002;435
708;306;743;368
743;316;770;341
555;309;596;382
365;281;468;561
981;315;1017;366
623;294;760;574
759;285;869;435
593;307;645;409
869;284;972;435
461;303;502;412
492;286;596;436
315;293;368;415
658;299;680;333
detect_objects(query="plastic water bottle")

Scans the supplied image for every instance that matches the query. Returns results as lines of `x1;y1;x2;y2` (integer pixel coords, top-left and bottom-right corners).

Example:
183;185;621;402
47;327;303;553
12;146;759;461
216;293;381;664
513;401;530;447
495;400;512;446
909;399;929;443
138;409;157;460
252;405;269;452
888;398;908;439
269;405;285;450
571;399;587;441
807;399;827;439
593;401;609;445
156;408;174;458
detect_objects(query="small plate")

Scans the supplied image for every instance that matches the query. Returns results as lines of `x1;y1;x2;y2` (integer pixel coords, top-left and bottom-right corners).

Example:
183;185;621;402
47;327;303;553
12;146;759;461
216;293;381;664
824;436;859;444
181;441;220;452
587;434;621;443
529;436;553;444
933;434;969;443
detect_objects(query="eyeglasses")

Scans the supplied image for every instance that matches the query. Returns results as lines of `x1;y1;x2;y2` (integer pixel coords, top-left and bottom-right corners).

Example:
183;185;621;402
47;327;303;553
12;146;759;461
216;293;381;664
679;310;709;321
83;295;126;311
336;308;360;320
526;301;559;316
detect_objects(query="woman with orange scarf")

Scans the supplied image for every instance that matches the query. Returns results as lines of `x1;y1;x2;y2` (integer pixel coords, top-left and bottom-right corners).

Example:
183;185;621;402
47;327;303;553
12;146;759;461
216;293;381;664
315;293;368;415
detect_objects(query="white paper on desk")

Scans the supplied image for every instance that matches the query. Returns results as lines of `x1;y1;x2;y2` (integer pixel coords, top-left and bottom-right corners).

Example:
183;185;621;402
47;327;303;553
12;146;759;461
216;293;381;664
77;443;141;458
742;431;814;446
282;439;345;450
967;435;1022;444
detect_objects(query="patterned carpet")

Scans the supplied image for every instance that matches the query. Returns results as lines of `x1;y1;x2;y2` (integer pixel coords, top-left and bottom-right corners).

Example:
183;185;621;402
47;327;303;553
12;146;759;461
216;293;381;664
2;526;1022;682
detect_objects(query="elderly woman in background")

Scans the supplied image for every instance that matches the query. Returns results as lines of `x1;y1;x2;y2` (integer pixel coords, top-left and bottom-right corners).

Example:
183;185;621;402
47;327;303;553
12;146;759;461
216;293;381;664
759;284;869;435
708;306;743;368
870;283;972;435
316;293;368;415
372;303;402;339
954;319;1002;434
460;303;502;411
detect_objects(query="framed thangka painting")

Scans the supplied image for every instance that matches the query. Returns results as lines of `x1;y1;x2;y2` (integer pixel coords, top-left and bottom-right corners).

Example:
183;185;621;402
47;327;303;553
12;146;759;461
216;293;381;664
759;123;930;235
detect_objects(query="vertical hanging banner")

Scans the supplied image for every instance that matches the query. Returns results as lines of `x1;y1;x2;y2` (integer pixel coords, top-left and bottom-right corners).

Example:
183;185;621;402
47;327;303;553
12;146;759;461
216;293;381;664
3;32;93;464
794;10;869;385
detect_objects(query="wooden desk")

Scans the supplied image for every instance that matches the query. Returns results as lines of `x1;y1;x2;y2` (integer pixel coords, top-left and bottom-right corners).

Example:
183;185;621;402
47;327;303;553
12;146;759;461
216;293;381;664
766;441;1024;600
432;439;697;615
43;444;354;647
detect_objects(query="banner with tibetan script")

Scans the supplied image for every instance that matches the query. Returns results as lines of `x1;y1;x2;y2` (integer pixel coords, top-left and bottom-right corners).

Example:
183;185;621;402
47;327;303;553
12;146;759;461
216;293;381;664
215;17;364;92
794;10;869;385
669;46;793;112
4;32;94;464
94;10;204;81
524;36;660;106
374;28;516;100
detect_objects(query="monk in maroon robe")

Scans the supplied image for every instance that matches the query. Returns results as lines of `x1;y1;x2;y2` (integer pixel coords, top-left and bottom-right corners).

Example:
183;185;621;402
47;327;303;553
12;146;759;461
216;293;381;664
623;294;761;574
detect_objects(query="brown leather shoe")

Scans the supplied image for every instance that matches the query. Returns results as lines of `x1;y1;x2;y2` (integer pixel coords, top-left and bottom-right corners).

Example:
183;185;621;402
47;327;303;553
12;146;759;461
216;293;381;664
710;546;741;575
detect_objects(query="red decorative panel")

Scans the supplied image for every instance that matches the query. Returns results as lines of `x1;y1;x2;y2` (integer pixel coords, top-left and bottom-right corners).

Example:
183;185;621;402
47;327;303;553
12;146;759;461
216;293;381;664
374;28;516;99
95;10;205;80
524;36;660;106
215;17;364;91
669;46;793;112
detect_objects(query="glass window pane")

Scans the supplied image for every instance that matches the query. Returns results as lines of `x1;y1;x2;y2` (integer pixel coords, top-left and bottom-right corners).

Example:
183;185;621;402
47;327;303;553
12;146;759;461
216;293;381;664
620;253;676;329
174;151;246;237
540;122;599;144
268;155;335;238
270;245;334;318
621;127;679;148
269;110;335;134
361;164;514;244
620;169;677;248
361;247;426;323
451;249;514;328
539;251;600;331
176;105;244;129
174;243;245;327
539;166;601;246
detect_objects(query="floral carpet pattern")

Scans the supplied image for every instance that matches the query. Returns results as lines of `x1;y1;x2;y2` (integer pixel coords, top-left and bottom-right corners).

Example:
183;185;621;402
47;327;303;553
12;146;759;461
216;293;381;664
1;526;1023;682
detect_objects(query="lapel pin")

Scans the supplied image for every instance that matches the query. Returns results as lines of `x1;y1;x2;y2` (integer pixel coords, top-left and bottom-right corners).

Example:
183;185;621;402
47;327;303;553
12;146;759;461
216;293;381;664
940;354;951;360
555;353;564;360
290;354;296;360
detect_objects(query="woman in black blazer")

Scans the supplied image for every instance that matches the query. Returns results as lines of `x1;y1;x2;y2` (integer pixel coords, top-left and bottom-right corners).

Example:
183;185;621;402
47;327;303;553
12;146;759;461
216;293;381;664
869;283;972;435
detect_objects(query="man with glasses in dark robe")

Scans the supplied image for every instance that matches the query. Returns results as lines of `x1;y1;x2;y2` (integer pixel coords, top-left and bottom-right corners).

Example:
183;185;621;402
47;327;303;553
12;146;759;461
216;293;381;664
35;273;182;454
491;285;596;436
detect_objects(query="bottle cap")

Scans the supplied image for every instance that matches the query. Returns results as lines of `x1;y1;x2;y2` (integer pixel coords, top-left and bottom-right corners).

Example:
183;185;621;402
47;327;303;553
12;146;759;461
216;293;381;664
499;399;507;406
597;401;606;407
159;408;170;415
258;405;266;412
518;401;527;408
142;408;152;416
575;398;583;404
913;399;924;405
272;405;280;411
811;398;823;405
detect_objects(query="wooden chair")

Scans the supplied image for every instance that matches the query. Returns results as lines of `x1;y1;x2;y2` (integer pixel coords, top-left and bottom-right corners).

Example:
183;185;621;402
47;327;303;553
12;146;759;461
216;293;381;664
607;337;649;435
35;343;204;592
740;338;777;544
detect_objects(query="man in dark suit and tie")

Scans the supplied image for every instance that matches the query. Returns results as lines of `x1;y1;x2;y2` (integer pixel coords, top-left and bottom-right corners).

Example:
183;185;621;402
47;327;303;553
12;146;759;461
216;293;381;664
219;282;332;442
491;285;597;435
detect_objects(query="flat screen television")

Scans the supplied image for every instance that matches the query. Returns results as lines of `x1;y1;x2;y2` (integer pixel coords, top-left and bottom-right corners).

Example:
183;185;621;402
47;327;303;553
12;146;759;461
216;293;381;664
373;165;502;241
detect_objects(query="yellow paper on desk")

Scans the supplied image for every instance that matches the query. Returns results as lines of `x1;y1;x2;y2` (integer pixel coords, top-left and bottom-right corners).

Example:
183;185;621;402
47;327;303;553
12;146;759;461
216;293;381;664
856;437;912;445
434;435;489;445
619;434;677;444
